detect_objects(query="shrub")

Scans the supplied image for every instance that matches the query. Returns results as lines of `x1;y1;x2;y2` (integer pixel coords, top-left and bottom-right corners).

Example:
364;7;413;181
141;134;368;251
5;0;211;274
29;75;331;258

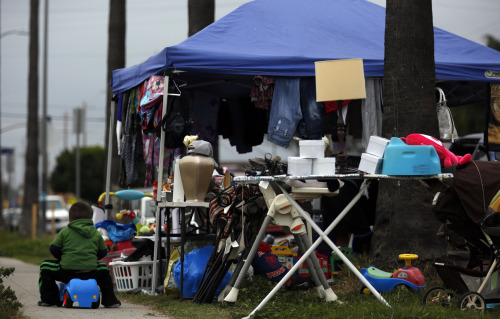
0;267;23;318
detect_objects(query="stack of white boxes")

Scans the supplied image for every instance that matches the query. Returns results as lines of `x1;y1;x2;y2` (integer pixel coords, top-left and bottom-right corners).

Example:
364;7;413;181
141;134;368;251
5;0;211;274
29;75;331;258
288;140;336;176
358;136;390;174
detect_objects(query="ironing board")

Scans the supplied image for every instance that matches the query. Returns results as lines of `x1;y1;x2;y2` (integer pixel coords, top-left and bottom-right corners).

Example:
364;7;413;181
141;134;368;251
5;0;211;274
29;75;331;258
231;172;453;318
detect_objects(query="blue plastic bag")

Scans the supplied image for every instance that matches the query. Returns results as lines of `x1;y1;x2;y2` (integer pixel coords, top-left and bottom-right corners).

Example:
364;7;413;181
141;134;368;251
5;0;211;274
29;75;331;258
173;245;232;298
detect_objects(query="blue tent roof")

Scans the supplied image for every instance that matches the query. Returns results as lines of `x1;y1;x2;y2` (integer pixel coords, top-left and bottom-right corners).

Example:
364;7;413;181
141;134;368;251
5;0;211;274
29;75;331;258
111;0;500;95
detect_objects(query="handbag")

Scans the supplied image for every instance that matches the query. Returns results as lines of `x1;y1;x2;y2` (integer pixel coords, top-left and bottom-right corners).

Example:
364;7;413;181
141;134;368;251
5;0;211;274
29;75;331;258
436;87;458;142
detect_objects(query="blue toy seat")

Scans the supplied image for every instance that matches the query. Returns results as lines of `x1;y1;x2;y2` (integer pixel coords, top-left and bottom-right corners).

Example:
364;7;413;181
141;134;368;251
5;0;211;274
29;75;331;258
367;266;393;279
59;278;100;308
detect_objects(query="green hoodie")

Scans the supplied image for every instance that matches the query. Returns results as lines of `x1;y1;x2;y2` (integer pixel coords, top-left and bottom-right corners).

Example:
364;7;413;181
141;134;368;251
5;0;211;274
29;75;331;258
52;219;107;271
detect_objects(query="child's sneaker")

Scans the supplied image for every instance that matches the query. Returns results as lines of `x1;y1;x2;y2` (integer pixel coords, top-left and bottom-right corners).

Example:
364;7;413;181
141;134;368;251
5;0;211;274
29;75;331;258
103;300;121;308
37;301;62;307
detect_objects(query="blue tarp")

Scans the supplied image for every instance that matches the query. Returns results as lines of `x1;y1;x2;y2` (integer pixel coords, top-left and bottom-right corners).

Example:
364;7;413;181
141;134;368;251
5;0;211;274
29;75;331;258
111;0;500;95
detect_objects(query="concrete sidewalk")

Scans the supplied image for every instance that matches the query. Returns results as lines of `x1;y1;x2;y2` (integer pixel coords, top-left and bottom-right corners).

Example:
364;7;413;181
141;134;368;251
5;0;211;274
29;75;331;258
0;257;170;319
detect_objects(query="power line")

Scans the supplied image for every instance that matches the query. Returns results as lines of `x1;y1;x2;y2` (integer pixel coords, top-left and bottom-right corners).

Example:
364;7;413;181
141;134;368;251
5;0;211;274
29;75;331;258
1;112;105;122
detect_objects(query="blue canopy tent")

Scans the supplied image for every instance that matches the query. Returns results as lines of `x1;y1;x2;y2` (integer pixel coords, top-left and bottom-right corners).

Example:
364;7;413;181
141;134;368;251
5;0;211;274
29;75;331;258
111;0;500;95
109;0;500;294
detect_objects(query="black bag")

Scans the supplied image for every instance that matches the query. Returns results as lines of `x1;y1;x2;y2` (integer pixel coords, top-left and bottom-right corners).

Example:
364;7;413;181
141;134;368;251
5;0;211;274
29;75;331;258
162;90;192;149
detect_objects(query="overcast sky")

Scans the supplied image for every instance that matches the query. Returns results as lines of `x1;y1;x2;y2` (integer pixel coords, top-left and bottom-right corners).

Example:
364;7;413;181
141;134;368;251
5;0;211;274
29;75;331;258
1;0;500;189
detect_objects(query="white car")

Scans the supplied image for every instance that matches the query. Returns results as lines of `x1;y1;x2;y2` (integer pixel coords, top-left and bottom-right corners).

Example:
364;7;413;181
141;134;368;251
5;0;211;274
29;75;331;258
43;195;70;232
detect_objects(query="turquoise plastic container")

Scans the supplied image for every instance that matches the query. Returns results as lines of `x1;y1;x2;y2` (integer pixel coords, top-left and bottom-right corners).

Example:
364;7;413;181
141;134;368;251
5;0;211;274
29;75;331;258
381;137;441;175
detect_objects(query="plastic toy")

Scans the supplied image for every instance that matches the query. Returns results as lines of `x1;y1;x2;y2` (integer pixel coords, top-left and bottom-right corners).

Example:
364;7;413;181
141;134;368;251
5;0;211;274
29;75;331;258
116;210;137;220
360;254;426;294
58;278;100;308
402;133;471;168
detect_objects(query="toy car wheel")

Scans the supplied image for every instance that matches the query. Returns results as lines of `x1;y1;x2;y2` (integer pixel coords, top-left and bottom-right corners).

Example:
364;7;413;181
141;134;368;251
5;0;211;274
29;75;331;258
91;295;100;309
63;291;73;308
394;284;412;292
423;286;452;307
360;285;371;295
458;291;485;312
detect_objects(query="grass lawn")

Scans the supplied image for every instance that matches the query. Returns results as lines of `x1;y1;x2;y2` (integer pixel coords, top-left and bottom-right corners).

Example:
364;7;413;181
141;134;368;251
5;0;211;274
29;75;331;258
1;231;499;318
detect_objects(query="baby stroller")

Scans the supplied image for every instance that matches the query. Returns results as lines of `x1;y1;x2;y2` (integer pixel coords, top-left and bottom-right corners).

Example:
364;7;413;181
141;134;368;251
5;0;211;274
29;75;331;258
423;160;500;311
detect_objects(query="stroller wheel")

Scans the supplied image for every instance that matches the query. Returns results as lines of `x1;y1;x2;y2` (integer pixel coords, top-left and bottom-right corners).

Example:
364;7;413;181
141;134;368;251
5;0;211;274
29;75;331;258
423;286;452;307
458;291;485;312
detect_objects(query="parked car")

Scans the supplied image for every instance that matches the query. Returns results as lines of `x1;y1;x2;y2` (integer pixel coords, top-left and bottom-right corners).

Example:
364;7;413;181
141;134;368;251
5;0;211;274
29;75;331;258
448;133;499;161
43;195;70;233
2;207;21;231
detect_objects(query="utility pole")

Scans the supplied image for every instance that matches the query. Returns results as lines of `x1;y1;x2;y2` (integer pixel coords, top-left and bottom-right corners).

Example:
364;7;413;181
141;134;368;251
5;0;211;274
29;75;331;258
82;102;87;146
63;112;68;149
73;107;84;201
40;0;49;233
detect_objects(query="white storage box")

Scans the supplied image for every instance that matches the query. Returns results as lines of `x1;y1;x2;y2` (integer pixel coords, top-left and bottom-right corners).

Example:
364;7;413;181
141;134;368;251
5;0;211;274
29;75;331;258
366;136;390;157
109;260;165;292
358;153;383;174
287;157;312;176
312;157;336;175
299;140;325;158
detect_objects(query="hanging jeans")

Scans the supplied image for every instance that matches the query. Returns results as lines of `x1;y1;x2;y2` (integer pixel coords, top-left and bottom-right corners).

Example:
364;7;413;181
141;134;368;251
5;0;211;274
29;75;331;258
267;77;324;148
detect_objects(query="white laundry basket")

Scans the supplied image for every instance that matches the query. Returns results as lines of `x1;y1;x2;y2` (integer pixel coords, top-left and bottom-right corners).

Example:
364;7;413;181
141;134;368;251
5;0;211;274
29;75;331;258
109;260;160;292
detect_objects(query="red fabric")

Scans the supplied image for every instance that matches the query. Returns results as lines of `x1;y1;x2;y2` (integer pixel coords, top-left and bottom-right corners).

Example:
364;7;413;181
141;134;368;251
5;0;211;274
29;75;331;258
116;240;134;251
401;133;472;168
324;100;351;114
258;241;272;253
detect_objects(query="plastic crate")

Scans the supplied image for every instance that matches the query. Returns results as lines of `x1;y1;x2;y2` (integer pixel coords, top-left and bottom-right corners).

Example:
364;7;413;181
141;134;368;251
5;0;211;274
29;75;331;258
109;260;160;292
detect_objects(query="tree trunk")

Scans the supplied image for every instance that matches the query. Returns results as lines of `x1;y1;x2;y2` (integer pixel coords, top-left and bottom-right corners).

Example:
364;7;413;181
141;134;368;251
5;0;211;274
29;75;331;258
370;1;446;265
188;0;215;37
105;0;126;192
20;0;40;237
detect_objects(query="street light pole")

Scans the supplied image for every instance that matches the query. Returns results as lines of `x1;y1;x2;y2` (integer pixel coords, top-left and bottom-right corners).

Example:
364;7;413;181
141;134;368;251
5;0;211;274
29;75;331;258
40;0;49;231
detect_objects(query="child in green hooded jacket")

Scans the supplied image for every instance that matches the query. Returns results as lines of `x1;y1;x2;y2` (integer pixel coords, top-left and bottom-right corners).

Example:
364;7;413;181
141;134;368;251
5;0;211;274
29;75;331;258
38;201;121;308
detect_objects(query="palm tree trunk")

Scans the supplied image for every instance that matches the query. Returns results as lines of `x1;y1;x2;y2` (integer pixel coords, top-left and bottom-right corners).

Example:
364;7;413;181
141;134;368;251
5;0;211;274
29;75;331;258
370;1;446;264
20;0;40;237
188;0;215;37
105;0;126;192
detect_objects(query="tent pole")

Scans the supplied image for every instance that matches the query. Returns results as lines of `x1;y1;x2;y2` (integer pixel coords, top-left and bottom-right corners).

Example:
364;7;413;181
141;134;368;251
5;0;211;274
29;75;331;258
104;98;116;218
152;73;169;293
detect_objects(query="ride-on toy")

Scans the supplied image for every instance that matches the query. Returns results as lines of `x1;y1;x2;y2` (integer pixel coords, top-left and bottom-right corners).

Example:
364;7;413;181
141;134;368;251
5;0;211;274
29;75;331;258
360;254;426;294
58;278;100;308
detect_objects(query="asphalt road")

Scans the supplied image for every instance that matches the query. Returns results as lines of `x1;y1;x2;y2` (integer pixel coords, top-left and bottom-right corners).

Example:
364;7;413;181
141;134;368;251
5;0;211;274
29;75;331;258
0;257;171;319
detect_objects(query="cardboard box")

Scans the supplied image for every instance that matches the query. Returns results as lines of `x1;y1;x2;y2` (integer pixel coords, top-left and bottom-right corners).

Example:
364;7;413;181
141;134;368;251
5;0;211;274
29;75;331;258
315;59;366;102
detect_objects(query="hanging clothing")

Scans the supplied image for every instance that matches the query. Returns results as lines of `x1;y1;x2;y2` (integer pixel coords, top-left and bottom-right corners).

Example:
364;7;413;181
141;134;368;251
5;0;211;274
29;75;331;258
191;90;221;158
361;78;383;149
225;97;267;153
120;86;145;186
250;75;275;110
267;77;324;148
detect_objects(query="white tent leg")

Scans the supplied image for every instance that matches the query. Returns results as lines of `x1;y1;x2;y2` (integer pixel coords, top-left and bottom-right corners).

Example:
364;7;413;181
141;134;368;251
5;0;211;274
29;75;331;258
152;74;169;294
104;99;116;218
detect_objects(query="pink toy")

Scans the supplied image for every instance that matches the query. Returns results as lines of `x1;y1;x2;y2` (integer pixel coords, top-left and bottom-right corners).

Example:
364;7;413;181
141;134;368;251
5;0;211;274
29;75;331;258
401;134;471;168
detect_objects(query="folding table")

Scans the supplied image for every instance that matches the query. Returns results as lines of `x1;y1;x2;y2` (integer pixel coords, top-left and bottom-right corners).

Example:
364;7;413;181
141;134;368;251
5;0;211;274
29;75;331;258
229;172;453;318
